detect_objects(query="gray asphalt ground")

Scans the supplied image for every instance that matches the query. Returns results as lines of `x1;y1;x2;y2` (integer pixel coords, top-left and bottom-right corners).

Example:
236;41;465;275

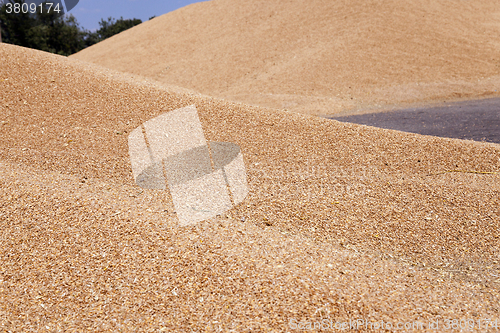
330;98;500;144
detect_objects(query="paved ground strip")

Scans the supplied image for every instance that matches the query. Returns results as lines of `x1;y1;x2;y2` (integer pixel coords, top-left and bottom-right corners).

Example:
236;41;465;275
331;98;500;144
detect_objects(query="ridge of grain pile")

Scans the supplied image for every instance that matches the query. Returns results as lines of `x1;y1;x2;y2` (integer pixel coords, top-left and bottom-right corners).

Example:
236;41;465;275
1;41;500;330
70;0;500;115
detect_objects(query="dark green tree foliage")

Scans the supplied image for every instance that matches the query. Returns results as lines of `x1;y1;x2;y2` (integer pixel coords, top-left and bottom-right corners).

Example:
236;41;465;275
0;0;142;55
95;17;142;40
0;0;37;48
28;7;85;55
83;16;142;49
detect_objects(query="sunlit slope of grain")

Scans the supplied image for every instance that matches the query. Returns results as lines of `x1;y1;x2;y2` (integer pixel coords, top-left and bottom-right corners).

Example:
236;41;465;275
71;0;500;115
1;43;499;330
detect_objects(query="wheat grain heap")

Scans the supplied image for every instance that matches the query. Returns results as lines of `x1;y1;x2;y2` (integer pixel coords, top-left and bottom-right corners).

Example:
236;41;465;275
1;0;500;331
71;0;500;115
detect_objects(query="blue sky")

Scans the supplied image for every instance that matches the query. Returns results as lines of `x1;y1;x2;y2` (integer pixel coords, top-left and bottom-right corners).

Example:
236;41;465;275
69;0;207;31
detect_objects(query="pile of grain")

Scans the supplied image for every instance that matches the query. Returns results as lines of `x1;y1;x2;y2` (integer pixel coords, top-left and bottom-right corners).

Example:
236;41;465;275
1;42;499;331
71;0;500;115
